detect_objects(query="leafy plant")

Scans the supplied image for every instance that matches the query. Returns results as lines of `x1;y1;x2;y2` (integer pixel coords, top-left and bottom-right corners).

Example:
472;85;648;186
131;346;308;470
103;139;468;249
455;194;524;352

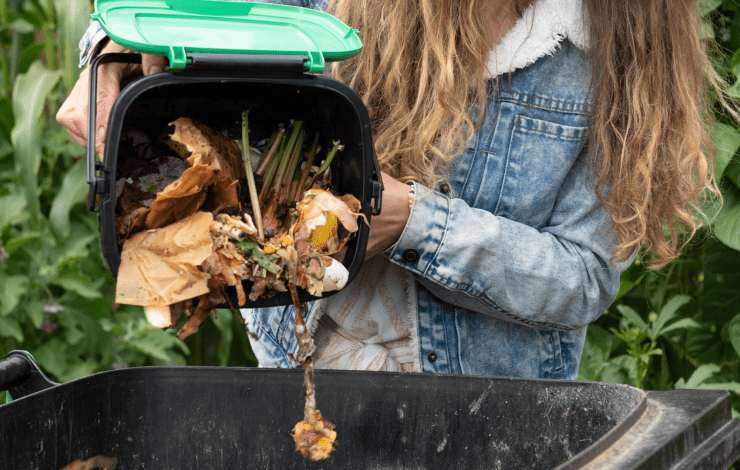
581;295;700;388
0;0;256;408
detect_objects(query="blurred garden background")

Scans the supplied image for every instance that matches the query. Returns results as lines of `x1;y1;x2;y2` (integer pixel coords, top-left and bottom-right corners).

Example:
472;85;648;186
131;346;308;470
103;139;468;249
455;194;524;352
1;0;739;447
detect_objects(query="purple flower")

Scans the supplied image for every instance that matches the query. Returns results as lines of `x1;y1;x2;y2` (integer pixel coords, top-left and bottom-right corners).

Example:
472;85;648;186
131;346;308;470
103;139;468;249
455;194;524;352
0;241;8;262
43;301;65;315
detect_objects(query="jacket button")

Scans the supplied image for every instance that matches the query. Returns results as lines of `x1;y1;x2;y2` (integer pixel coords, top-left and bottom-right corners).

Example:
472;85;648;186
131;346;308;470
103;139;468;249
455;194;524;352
427;352;437;363
439;183;451;194
402;248;420;263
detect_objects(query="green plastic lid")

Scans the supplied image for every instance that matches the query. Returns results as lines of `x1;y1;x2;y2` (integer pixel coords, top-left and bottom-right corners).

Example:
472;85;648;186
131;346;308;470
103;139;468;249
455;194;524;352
92;0;362;73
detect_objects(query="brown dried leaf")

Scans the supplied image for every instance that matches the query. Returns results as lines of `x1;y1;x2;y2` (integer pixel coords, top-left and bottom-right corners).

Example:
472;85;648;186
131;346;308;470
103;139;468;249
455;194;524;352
170;117;244;181
144;165;211;230
116;206;148;241
134;118;243;231
116;212;214;307
117;180;155;216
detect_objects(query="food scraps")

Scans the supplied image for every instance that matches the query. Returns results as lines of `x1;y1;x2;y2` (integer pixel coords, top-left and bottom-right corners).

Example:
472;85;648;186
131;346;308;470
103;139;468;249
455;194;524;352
114;111;359;461
60;455;117;470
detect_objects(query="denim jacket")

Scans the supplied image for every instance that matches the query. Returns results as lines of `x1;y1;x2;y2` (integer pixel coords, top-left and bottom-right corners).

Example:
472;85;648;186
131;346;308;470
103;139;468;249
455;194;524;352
80;0;633;380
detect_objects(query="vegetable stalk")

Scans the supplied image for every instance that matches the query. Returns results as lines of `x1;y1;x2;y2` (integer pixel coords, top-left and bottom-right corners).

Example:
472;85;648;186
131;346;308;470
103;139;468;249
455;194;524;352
294;132;321;201
256;126;286;175
256;129;279;171
307;140;344;190
242;111;265;241
278;128;305;202
270;121;304;199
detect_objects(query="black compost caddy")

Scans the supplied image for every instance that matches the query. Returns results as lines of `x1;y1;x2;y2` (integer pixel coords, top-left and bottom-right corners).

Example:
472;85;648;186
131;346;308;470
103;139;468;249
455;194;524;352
84;0;382;309
2;1;740;469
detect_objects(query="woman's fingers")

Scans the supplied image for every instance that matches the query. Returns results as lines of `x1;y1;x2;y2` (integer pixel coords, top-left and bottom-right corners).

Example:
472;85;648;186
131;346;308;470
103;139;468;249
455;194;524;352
56;74;87;145
56;42;166;159
142;54;167;76
56;44;129;158
92;59;125;157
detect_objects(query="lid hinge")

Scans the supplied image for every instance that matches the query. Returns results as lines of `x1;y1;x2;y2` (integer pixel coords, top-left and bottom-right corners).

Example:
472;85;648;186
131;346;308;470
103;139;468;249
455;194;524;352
370;178;383;216
169;46;188;70
88;173;108;213
185;53;310;73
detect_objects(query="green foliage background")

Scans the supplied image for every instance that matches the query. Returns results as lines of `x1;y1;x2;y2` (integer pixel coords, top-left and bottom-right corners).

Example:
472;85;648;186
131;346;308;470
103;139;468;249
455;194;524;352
0;0;739;464
0;0;258;394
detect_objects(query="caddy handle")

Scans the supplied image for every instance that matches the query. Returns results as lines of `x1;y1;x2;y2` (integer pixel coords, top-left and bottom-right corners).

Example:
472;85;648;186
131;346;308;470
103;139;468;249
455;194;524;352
370;150;383;216
0;355;31;392
0;351;57;401
87;53;143;211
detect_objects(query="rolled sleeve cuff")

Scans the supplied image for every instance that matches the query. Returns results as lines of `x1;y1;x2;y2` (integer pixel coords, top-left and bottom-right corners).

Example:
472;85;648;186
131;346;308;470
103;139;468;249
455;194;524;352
382;182;449;277
79;21;108;68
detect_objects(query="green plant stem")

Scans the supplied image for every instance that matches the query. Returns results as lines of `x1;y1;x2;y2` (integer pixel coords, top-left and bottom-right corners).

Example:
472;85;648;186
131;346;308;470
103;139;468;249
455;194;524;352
657;263;677;312
0;44;9;97
256;126;286;175
259;154;280;201
307;140;344;189
258;125;292;201
44;0;56;71
277;128;305;201
242;111;264;242
0;0;7;95
294;132;320;201
256;129;278;170
271;121;303;196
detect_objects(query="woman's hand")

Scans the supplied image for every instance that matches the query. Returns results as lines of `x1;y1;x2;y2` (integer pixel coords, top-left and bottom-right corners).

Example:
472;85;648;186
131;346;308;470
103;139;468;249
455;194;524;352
365;172;412;260
56;39;167;158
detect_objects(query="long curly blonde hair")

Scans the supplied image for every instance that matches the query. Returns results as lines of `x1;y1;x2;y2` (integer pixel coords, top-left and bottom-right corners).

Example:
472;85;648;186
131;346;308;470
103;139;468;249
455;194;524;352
327;0;728;268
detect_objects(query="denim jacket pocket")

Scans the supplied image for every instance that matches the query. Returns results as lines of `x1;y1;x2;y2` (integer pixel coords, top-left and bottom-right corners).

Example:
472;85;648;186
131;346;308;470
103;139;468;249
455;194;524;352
495;115;587;228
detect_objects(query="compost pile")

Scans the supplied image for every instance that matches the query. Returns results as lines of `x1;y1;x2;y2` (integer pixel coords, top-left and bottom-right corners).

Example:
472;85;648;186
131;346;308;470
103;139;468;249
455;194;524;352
114;112;356;461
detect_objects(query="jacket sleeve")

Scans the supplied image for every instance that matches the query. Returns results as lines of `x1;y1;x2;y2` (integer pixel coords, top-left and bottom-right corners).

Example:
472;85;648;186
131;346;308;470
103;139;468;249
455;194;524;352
79;0;327;67
382;145;635;331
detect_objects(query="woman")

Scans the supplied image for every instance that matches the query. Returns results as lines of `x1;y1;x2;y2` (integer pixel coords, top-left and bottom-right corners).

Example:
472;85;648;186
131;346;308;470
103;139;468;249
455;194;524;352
58;0;723;379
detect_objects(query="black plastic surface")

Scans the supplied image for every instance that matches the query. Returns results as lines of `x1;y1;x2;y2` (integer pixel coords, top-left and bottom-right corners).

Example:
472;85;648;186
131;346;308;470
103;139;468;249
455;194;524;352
88;53;382;308
186;53;309;72
0;351;57;401
0;355;30;391
0;360;738;469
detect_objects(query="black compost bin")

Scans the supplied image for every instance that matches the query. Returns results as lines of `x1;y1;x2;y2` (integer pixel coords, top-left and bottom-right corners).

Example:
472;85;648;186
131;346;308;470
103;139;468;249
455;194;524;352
85;1;383;308
1;351;739;470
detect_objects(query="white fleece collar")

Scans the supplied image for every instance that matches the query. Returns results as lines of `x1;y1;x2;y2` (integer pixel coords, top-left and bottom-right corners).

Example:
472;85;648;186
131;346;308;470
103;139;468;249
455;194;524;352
486;0;588;77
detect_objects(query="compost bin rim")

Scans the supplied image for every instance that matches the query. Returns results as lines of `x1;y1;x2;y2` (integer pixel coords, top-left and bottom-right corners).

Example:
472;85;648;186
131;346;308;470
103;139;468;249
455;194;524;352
4;365;648;403
555;388;649;469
